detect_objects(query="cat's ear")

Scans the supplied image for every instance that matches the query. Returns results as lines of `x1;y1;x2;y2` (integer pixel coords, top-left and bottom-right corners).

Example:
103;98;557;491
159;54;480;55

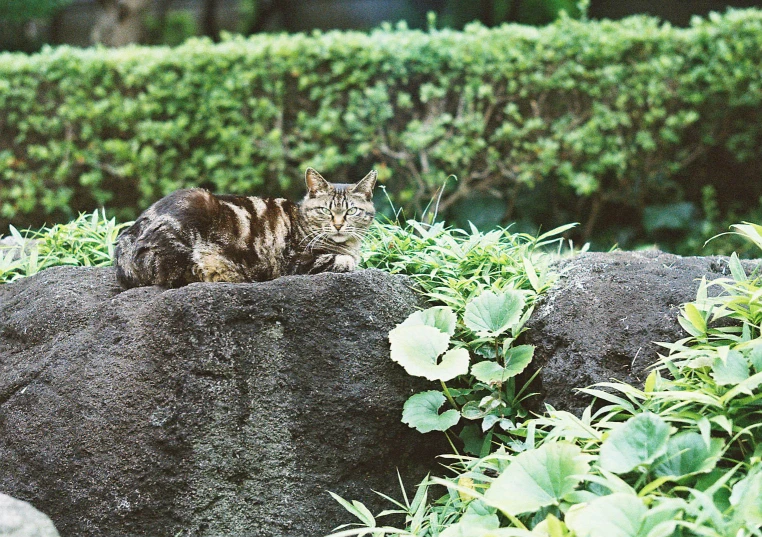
351;170;377;201
305;168;332;198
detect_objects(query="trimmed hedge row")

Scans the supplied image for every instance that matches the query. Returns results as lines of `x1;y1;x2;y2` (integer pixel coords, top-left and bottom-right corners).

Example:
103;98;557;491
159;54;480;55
1;11;762;250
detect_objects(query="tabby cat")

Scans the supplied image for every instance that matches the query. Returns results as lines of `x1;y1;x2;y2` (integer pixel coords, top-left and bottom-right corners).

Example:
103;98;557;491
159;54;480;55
113;168;376;288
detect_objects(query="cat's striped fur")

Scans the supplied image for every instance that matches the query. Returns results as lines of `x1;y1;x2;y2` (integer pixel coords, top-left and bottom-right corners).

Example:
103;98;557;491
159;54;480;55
113;168;376;288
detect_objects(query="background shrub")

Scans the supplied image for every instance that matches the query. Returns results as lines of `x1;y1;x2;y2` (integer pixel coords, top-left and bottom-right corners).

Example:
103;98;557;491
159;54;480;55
1;9;761;253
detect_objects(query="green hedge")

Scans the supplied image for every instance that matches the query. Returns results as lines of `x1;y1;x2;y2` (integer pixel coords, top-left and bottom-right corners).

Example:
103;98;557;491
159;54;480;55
1;10;762;252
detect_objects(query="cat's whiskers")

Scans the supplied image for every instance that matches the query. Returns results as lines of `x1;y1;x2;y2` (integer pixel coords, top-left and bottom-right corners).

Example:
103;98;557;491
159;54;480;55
306;231;332;252
305;230;359;256
341;227;366;243
299;228;324;247
305;235;323;251
298;221;368;255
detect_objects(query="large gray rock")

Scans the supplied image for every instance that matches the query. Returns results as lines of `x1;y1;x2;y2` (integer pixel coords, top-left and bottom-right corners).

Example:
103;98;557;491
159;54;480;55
0;267;444;537
0;494;60;537
522;250;759;415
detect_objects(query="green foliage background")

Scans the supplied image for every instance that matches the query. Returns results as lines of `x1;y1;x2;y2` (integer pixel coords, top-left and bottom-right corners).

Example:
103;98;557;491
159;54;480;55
1;9;762;252
0;0;72;22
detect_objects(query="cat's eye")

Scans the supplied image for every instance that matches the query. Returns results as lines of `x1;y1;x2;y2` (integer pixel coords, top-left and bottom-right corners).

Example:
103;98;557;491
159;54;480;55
346;207;360;216
316;207;332;215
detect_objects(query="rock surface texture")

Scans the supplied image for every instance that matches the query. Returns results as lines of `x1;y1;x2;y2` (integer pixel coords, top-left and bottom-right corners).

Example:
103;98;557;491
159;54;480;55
4;252;757;535
0;494;60;537
522;250;758;415
0;267;444;537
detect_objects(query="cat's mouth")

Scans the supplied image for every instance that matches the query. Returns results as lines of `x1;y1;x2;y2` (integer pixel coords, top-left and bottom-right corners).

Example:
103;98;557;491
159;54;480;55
330;233;350;243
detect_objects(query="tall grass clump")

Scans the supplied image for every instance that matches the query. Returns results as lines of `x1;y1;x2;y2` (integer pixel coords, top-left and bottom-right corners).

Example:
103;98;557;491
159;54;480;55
362;220;578;313
0;209;129;283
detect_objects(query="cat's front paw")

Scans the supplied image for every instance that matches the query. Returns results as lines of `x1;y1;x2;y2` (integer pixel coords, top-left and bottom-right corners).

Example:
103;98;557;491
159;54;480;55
333;254;358;272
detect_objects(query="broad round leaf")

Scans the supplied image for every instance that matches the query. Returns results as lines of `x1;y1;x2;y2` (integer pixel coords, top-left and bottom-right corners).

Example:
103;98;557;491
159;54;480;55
565;493;646;537
471;361;508;384
471;345;534;385
440;526;533;537
461;400;487;419
439;501;500;537
436;348;471;381
730;469;762;528
711;350;750;385
503;344;535;376
599;413;670;474
402;391;461;433
484;441;593;516
750;345;762;373
464;290;525;337
401;306;457;336
652;432;723;478
482;414;515;433
639;501;684;537
389;325;468;381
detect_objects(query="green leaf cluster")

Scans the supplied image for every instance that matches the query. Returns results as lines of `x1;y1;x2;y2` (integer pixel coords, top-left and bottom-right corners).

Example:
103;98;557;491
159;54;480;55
329;222;762;536
390;295;531;437
0;209;130;283
2;10;762;252
366;220;572;445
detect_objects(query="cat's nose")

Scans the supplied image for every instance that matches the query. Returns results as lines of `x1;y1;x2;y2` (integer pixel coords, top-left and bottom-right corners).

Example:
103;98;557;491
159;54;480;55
333;222;343;231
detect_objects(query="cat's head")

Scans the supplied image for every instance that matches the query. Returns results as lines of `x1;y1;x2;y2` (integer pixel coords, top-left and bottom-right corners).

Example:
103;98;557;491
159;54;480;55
300;168;377;245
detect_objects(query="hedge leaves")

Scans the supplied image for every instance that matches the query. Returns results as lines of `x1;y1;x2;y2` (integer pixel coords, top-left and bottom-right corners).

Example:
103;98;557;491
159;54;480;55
3;10;762;249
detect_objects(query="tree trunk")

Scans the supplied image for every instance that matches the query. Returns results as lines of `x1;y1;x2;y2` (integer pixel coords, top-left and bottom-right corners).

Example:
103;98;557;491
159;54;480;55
248;0;280;34
506;0;523;22
156;0;174;40
91;0;151;47
480;0;495;26
200;0;219;41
